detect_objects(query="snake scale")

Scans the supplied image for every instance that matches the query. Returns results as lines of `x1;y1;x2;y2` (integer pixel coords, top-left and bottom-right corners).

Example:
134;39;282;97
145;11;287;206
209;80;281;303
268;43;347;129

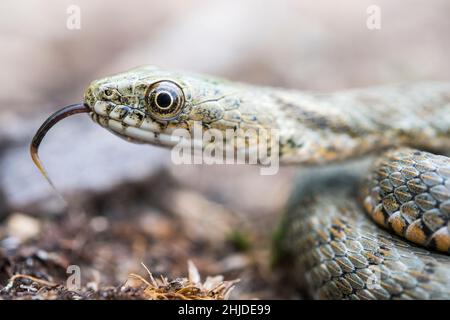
31;66;450;299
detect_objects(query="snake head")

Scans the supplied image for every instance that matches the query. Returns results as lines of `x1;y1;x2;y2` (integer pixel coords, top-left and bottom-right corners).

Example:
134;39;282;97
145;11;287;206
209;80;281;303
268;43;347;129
31;66;280;187
84;65;248;147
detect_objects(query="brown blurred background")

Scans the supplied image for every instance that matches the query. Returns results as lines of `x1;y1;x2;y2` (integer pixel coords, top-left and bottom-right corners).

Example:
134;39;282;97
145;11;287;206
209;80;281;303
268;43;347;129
0;0;449;299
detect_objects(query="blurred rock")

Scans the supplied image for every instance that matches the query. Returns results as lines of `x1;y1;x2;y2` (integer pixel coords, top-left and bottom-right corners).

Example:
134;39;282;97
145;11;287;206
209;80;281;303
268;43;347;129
168;164;294;220
168;189;237;244
219;254;251;273
5;212;41;242
0;114;168;211
137;211;173;240
89;216;109;233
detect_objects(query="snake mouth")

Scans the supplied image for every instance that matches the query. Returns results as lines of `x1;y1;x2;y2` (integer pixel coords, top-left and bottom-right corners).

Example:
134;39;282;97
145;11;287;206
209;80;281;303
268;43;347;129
89;101;184;148
105;118;183;147
30;103;91;188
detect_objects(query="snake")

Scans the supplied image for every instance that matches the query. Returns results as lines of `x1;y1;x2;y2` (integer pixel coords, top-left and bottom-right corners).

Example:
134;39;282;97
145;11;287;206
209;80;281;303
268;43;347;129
30;66;450;299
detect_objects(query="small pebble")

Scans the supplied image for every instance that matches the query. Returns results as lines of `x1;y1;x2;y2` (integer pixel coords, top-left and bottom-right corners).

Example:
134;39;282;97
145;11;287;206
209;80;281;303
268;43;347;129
6;212;41;241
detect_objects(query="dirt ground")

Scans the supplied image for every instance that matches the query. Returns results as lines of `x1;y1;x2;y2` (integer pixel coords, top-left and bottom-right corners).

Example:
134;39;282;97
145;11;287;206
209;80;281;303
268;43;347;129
0;170;295;299
0;0;449;299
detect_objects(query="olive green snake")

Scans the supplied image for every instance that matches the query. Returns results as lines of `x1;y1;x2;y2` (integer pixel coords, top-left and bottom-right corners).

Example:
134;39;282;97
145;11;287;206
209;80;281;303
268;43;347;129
31;66;450;299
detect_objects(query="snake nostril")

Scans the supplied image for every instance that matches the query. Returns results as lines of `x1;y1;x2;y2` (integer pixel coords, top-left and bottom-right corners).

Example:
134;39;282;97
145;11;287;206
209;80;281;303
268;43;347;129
120;96;131;105
99;86;119;100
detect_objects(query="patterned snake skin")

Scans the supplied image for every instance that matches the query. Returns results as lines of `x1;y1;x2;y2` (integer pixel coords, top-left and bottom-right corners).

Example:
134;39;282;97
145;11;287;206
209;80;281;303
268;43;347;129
34;66;450;299
279;157;450;299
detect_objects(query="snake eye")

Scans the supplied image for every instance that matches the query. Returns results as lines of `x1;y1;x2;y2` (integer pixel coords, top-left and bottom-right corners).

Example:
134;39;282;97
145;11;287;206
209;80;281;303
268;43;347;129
145;80;185;120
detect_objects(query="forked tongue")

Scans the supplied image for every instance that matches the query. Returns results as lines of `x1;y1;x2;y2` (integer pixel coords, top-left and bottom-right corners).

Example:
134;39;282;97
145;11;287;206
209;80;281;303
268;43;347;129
30;103;91;194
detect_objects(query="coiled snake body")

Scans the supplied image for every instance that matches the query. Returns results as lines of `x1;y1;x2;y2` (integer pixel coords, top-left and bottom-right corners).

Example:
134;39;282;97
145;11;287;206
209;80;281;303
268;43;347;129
31;66;450;299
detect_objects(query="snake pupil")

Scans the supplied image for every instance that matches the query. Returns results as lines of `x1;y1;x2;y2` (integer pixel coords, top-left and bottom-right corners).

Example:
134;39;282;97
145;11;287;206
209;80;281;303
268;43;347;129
156;91;173;109
145;80;185;120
